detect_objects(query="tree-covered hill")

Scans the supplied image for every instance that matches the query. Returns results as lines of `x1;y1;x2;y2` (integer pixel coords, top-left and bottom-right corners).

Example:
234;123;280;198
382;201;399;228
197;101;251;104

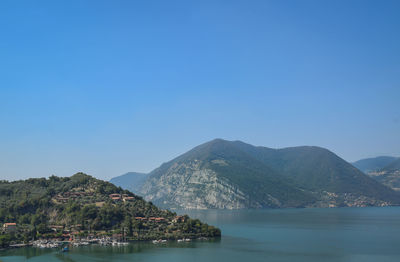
0;173;220;247
231;142;399;202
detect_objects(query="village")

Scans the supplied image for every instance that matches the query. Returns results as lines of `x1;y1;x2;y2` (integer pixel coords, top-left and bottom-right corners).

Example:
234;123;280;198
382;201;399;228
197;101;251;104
0;174;221;250
1;192;195;250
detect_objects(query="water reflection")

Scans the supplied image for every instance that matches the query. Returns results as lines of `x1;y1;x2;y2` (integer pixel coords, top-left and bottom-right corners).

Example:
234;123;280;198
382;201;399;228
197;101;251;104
2;207;400;262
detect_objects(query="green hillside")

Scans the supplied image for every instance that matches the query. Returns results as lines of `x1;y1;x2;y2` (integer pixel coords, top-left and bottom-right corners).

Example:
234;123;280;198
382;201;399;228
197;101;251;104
232;142;399;201
0;173;220;247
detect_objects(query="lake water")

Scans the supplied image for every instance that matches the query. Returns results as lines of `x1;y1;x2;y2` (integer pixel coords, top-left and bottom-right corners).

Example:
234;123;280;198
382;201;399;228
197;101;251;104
1;207;400;262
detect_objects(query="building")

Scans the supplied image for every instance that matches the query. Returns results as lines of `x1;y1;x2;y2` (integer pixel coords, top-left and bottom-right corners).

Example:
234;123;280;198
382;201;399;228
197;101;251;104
50;225;64;232
122;196;135;202
3;223;17;233
172;216;186;223
55;196;70;203
109;194;121;200
155;217;165;222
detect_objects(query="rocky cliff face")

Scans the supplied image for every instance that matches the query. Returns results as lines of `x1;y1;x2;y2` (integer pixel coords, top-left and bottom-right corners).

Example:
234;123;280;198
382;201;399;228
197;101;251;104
140;159;393;209
140;160;251;209
135;139;400;209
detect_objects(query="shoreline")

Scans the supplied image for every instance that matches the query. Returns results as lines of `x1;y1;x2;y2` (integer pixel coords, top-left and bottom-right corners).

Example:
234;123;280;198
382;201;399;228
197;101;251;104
0;236;218;251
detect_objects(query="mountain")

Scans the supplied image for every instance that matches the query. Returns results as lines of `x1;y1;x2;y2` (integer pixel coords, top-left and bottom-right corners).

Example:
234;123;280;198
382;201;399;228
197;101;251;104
367;158;400;191
110;172;148;194
140;139;316;209
352;157;400;191
139;139;400;209
383;158;400;172
352;156;399;173
0;173;220;248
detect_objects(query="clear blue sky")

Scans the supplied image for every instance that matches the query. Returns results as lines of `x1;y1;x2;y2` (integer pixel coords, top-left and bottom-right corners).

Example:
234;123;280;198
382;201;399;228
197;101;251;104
1;0;399;181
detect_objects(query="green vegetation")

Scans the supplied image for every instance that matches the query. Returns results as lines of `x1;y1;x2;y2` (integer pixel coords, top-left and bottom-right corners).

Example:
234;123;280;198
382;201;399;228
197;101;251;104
139;139;400;209
0;173;220;248
146;139;316;208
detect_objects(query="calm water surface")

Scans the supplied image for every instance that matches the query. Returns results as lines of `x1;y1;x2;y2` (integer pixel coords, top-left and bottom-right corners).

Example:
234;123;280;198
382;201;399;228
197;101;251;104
1;207;400;262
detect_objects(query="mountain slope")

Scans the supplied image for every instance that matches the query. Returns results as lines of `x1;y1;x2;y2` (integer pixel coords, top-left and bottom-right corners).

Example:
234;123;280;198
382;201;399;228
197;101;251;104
232;142;397;200
352;156;399;173
352;157;400;191
383;158;400;172
367;158;400;191
141;139;316;209
139;139;400;209
110;172;148;194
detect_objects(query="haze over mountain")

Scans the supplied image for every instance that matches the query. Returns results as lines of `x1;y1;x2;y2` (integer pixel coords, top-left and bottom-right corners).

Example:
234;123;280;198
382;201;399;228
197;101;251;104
110;139;400;209
356;157;400;191
383;158;400;172
109;172;148;194
352;156;399;173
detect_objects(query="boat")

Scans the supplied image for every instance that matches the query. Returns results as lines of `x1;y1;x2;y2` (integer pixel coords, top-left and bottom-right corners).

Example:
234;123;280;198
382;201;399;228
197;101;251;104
61;246;69;252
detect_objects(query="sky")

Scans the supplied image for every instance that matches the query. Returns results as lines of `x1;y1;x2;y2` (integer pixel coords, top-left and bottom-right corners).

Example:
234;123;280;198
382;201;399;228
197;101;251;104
0;0;399;181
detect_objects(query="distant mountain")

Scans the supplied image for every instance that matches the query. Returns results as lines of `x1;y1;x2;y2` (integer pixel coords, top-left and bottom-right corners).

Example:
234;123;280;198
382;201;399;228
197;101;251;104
352;156;399;173
109;172;148;194
367;158;400;191
138;139;400;209
352;157;400;191
383;158;400;172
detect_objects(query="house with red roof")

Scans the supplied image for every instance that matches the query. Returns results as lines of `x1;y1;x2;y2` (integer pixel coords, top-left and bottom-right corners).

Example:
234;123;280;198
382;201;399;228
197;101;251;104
3;223;16;233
